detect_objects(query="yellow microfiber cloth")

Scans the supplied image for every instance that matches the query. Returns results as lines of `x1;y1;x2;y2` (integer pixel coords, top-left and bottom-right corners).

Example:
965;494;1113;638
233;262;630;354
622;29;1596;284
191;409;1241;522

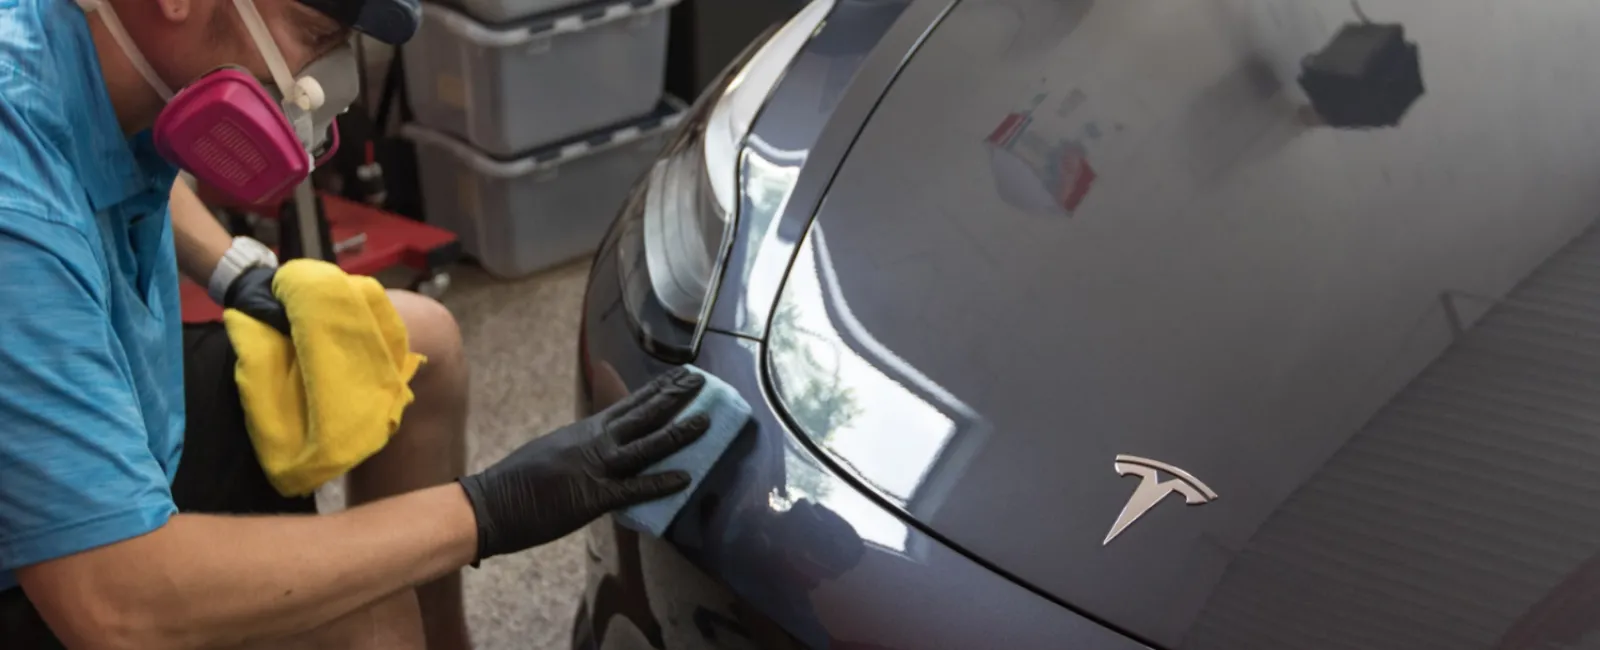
222;259;427;497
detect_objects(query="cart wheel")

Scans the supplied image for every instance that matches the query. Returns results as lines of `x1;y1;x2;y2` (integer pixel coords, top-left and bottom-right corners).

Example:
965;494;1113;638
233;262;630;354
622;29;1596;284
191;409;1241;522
413;271;451;299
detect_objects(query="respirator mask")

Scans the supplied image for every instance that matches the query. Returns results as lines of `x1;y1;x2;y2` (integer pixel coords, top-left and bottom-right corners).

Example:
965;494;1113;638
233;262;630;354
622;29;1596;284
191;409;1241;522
77;0;358;205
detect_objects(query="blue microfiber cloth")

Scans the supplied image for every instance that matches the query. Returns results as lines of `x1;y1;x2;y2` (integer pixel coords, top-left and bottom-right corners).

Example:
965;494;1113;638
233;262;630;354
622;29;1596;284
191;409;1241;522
617;365;752;537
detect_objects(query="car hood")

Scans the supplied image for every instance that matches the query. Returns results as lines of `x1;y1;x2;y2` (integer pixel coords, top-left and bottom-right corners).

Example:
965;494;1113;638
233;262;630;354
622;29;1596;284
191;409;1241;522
763;0;1600;647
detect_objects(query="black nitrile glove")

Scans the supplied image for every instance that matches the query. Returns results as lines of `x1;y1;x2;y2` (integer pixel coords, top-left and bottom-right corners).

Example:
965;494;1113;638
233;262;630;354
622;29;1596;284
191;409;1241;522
223;266;291;336
459;367;710;563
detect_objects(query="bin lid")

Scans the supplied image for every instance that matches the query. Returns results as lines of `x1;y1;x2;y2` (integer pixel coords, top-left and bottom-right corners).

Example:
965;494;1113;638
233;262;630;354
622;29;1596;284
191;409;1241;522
420;0;679;47
400;97;688;177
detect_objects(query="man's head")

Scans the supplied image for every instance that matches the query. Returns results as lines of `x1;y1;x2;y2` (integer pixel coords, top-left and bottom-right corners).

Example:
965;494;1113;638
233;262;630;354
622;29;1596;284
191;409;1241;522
103;0;416;91
81;0;418;202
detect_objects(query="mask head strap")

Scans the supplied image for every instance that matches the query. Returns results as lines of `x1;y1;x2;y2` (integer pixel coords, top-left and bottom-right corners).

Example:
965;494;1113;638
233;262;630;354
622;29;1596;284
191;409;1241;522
76;0;174;100
77;0;326;114
231;0;324;112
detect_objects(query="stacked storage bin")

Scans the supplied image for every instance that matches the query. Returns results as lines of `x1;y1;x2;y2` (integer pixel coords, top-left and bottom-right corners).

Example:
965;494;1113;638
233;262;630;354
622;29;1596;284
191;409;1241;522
401;0;685;278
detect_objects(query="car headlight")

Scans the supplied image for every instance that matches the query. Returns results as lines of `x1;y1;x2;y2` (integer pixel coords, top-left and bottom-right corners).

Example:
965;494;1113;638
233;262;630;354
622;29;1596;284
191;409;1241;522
614;0;836;362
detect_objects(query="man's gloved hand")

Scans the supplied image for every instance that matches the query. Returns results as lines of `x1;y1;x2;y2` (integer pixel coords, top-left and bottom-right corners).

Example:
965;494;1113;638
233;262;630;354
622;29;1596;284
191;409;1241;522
459;367;710;563
224;266;291;335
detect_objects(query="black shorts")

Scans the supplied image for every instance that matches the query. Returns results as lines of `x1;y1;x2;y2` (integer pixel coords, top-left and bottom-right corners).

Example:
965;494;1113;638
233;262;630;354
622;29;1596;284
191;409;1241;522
0;323;316;647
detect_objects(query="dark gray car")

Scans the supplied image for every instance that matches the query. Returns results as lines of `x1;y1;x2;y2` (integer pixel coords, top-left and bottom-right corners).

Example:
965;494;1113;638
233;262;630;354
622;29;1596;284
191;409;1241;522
572;0;1600;647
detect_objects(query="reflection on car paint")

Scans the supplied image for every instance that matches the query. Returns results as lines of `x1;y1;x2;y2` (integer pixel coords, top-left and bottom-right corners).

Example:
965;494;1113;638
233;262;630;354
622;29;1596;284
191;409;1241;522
1179;219;1600;649
584;0;1600;646
1293;9;1424;129
729;137;805;343
1493;549;1600;650
985;93;1102;216
689;497;865;648
574;291;1142;648
1171;54;1305;187
576;312;882;648
782;0;1600;645
976;0;1095;60
768;226;992;527
707;0;917;337
975;4;1151;217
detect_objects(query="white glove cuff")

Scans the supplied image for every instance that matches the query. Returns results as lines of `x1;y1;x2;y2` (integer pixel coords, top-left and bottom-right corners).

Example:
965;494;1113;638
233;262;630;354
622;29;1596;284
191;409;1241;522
208;237;279;305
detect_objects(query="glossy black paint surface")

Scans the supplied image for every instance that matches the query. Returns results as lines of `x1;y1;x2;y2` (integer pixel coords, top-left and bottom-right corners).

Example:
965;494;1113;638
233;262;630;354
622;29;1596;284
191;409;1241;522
581;0;1600;647
574;223;1145;649
767;0;1600;647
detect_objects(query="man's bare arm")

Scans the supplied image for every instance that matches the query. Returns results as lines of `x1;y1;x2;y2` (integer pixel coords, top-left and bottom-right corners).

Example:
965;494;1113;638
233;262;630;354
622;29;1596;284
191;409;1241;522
169;179;234;287
14;367;714;650
15;485;477;650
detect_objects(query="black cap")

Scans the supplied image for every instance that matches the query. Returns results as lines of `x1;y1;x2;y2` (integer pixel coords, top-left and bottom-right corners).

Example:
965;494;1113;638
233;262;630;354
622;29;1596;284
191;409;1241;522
296;0;422;45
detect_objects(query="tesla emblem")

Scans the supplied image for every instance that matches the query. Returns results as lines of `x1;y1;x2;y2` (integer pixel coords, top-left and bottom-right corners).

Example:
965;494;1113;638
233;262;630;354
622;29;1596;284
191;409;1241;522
1103;455;1217;546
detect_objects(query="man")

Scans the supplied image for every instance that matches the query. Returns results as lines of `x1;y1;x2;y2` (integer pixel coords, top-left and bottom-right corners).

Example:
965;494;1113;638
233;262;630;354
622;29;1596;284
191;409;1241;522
0;0;709;648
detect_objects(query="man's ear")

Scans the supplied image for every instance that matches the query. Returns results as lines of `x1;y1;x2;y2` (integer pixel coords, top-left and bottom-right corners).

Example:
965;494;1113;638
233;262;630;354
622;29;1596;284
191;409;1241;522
155;0;191;22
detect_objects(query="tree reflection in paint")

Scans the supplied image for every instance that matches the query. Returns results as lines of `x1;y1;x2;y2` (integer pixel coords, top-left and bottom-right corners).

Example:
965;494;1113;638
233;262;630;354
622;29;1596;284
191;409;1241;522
768;301;863;503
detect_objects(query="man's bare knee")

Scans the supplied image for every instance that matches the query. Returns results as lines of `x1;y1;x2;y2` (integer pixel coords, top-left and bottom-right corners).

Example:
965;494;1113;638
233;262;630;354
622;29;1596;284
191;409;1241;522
386;289;463;369
346;290;467;503
382;289;466;439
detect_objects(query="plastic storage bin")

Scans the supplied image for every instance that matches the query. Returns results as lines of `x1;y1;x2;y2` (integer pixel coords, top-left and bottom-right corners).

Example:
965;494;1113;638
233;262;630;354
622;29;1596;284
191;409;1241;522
403;99;686;278
405;0;677;157
434;0;586;25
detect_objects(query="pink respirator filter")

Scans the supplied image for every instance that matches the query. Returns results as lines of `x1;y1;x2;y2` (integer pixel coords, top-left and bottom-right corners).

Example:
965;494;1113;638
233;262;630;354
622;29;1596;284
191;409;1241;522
153;68;309;206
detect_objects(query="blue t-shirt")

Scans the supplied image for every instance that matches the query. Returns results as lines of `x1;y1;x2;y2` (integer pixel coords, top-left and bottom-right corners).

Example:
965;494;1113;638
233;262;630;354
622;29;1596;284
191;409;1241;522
0;0;185;588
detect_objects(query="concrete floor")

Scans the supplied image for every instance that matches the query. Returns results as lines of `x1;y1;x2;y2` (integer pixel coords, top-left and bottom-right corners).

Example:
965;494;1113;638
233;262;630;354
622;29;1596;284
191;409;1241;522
448;261;593;650
320;260;595;649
